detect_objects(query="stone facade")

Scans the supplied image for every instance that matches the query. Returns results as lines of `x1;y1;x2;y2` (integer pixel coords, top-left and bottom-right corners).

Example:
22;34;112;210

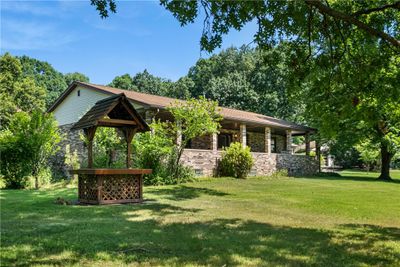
181;149;318;177
55;125;317;178
51;124;87;177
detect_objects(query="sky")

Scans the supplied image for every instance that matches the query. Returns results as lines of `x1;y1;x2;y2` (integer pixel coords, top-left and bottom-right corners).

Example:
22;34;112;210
1;0;257;85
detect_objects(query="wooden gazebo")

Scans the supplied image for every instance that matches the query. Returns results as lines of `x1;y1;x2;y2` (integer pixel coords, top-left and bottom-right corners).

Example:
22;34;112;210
70;93;152;204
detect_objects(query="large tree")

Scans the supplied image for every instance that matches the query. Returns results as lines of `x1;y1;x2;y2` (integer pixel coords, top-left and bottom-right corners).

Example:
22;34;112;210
92;0;399;179
0;53;46;128
18;55;67;107
64;72;90;86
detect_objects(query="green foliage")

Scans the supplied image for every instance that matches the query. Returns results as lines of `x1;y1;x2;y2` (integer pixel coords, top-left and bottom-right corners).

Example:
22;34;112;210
109;73;136;90
329;142;362;169
109;70;192;100
269;169;289;179
64;72;89;86
219;142;254;179
81;127;126;168
64;144;81;180
0;53;46;127
0;111;61;188
187;46;303;121
355;140;381;171
18;55;67;107
133;121;193;185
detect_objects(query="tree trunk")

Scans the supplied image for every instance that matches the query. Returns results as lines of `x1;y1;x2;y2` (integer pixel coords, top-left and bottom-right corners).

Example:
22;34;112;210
378;142;392;181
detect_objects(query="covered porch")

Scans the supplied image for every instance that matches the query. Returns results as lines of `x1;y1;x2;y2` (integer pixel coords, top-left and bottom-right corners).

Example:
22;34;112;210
184;119;317;156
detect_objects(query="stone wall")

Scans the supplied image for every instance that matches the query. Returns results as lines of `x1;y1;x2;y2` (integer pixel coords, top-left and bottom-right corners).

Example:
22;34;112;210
50;124;87;177
181;149;318;177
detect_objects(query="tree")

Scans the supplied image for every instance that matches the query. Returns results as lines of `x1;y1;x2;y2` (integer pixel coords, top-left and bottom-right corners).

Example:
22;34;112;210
92;1;399;50
0;53;46;128
295;40;400;180
64;72;90;86
167;97;222;178
187;46;303;121
132;69;172;96
0;111;61;189
108;73;136;90
18;55;67;107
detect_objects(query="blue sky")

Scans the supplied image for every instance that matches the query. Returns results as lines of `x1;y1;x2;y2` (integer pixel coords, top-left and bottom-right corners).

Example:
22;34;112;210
1;1;257;84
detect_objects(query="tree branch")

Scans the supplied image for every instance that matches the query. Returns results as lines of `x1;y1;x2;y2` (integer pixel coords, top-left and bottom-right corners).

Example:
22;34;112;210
352;1;400;17
305;0;400;48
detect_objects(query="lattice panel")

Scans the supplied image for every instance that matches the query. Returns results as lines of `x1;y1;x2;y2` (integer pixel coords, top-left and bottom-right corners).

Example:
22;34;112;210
78;174;98;201
101;175;141;201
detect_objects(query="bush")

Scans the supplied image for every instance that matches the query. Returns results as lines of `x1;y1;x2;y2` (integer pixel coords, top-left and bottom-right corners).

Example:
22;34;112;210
133;127;194;185
0;111;61;189
219;142;254;179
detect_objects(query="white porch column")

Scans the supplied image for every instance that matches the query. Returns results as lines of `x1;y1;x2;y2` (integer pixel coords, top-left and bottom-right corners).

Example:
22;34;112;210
145;110;155;135
305;132;310;156
240;124;247;148
176;120;182;146
211;132;218;151
286;129;292;154
265;127;271;154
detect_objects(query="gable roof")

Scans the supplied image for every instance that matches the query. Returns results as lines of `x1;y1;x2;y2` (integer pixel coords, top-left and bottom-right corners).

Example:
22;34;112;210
48;81;315;132
71;93;150;132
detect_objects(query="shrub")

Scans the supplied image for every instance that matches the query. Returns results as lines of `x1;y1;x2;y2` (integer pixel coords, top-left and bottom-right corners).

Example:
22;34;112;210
0;111;61;189
133;126;194;185
219;142;254;179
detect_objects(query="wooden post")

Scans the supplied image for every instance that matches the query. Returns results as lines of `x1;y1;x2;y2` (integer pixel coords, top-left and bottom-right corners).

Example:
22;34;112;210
305;132;310;156
123;128;137;168
84;127;97;168
265;127;271;154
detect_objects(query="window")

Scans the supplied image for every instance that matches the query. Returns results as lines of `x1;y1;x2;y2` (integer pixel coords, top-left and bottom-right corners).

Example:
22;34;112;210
218;133;232;149
77;90;81;97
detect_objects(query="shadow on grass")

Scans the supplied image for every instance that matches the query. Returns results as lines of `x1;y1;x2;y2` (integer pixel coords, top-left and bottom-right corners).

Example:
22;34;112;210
300;173;400;184
1;189;399;266
146;185;230;201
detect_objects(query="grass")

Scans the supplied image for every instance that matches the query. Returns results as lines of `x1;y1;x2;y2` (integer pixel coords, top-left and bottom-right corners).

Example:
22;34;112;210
1;169;399;266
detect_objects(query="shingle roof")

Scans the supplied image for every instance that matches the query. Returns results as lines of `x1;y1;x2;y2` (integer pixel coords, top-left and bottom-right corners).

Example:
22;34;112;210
49;81;315;132
71;93;150;132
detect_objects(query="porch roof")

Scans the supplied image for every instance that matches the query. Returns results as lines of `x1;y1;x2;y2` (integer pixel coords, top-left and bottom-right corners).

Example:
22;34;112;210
48;81;316;133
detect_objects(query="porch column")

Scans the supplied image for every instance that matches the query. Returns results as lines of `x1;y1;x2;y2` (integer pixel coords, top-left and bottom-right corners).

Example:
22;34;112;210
316;141;321;172
211;132;217;151
176;120;182;146
305;132;310;156
265;127;271;154
240;124;247;147
145;110;155;135
286;129;292;154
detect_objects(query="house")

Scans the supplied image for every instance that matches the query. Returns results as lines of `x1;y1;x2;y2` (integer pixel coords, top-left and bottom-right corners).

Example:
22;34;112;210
48;81;319;176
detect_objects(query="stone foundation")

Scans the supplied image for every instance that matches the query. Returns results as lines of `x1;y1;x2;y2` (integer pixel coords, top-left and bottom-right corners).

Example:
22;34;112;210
181;149;318;177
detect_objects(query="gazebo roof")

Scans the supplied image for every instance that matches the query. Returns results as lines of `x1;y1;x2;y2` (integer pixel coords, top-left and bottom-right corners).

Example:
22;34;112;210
71;93;150;131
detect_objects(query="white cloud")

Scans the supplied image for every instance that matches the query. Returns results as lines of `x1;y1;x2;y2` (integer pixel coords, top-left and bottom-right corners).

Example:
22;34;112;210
1;1;57;17
1;19;77;50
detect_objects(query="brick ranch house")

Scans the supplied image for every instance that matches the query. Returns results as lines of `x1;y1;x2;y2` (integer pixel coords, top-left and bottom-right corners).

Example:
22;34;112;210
48;81;319;176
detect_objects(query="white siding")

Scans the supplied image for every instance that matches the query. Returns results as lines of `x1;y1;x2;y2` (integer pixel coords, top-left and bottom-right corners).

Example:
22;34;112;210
52;86;143;126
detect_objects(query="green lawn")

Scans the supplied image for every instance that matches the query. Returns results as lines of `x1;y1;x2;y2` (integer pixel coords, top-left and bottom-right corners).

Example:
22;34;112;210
1;170;400;266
